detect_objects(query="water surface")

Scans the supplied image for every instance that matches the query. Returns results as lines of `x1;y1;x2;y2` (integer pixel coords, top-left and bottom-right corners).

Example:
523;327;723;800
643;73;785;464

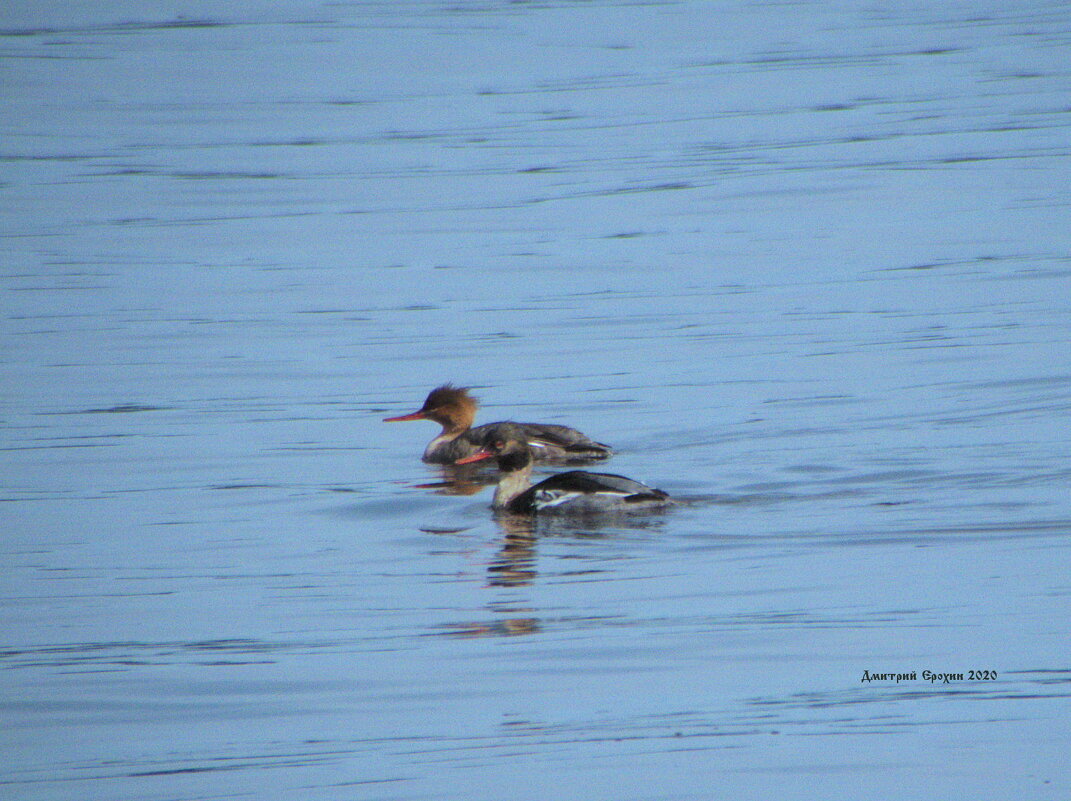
3;1;1070;799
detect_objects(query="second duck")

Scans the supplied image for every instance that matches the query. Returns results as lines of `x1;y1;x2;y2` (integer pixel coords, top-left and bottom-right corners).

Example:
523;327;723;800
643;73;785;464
456;424;671;514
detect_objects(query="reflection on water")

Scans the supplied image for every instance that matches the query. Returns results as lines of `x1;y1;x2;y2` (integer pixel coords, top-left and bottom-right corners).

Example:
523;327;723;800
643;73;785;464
436;611;542;638
410;463;498;495
486;529;539;589
3;0;1071;798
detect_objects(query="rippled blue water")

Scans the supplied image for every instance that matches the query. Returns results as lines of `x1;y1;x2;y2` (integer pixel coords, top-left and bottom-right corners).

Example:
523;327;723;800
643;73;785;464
3;1;1070;798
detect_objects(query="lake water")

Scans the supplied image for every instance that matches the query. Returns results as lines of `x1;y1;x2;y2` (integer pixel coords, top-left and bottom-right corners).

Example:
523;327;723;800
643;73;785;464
2;1;1070;798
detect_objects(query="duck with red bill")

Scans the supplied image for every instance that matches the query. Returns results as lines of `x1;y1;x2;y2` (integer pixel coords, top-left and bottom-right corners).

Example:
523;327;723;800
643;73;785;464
456;424;670;515
384;384;612;465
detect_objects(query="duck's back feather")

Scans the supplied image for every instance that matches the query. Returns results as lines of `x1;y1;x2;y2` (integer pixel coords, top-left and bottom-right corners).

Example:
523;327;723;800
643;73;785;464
470;421;612;462
506;470;669;514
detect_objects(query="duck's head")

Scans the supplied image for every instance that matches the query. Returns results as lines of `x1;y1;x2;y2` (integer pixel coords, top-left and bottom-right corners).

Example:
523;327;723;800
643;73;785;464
455;424;532;473
383;384;478;431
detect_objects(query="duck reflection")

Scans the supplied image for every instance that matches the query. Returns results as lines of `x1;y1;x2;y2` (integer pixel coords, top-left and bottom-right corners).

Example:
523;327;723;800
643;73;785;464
438;613;540;638
428;517;537;638
409;463;497;496
486;515;538;587
431;510;671;640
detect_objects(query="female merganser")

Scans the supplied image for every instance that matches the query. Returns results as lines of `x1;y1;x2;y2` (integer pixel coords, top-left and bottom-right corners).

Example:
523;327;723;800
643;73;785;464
384;384;613;465
456;425;670;514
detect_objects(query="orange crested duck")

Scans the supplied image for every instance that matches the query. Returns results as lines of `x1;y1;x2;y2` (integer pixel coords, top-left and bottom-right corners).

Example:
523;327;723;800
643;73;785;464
384;384;613;465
